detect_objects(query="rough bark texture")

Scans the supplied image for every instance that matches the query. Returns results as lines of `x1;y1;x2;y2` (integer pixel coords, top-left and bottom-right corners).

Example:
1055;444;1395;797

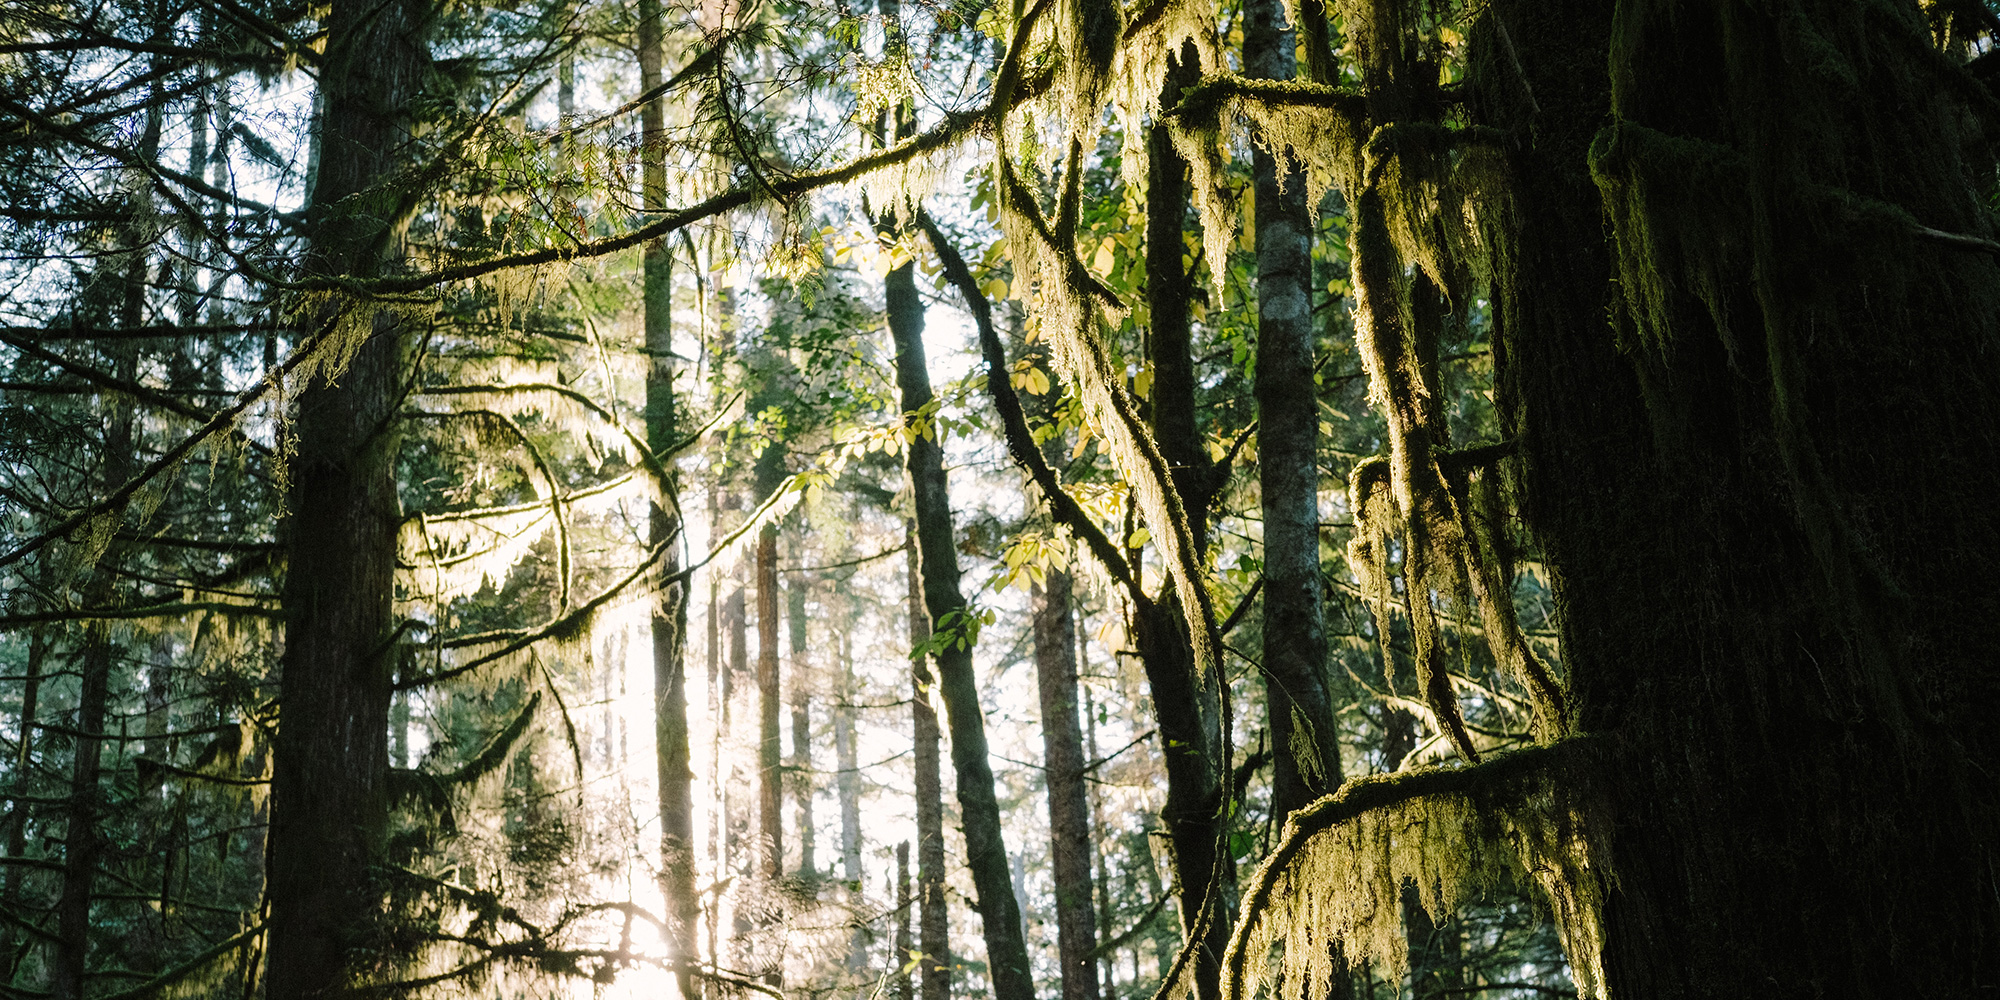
1140;41;1234;1000
1450;0;2000;994
886;263;1036;1000
639;0;698;988
266;0;424;992
904;535;949;1000
1243;0;1343;821
1032;573;1101;1000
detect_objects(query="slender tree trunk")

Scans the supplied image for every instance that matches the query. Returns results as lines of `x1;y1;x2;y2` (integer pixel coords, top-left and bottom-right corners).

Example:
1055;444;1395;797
895;840;913;1000
788;581;814;877
905;533;949;1000
754;447;785;882
639;3;698;991
266;0;425;991
887;249;1037;1000
835;626;867;969
1136;41;1234;1000
1243;0;1342;820
1034;573;1102;1000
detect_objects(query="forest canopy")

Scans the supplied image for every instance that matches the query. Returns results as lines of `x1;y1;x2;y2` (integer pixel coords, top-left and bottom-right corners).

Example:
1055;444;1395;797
2;0;1998;998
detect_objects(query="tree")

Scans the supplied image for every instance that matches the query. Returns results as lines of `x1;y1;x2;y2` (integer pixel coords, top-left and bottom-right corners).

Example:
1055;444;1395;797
1167;1;2000;997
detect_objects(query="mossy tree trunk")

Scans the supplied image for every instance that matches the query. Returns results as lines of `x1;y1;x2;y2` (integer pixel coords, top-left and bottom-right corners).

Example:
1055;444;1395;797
266;0;425;992
1243;0;1343;821
904;531;949;1000
1459;0;2000;993
1139;41;1235;1000
887;255;1037;1000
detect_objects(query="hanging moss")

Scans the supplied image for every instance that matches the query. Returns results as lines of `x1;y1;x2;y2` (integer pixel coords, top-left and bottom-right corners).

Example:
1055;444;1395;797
1222;741;1612;1000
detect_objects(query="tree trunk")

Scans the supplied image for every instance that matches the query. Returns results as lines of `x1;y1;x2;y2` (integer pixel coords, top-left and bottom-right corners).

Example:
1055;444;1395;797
1138;41;1234;1000
887;253;1037;1000
1034;573;1102;1000
755;448;785;882
1243;0;1342;820
639;1;698;990
1452;0;2000;993
789;580;814;877
266;1;424;994
895;839;913;1000
904;533;949;1000
835;625;867;969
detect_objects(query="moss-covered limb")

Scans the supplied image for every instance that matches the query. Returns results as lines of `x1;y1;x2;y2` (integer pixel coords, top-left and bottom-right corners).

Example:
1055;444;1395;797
93;921;265;1000
917;212;1137;591
407;478;792;686
1453;468;1567;740
1219;738;1606;1000
1348;185;1479;762
995;145;1221;694
1168;73;1366;121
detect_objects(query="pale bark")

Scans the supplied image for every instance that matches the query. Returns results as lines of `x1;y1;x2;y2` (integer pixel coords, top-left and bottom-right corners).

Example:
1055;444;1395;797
1244;0;1343;822
640;0;698;990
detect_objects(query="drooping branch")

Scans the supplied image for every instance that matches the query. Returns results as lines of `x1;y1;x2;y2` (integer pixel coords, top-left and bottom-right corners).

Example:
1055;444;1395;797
917;212;1136;592
1221;738;1607;1000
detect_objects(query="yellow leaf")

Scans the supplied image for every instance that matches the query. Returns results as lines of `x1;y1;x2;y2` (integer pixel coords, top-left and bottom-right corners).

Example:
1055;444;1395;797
1133;366;1155;401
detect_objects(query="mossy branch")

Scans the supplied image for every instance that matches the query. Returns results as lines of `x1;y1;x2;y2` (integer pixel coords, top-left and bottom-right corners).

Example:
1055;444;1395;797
442;690;542;783
1220;738;1603;1000
916;211;1137;592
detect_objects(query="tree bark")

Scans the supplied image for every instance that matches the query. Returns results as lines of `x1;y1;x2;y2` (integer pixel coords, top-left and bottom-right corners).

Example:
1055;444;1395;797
1138;41;1234;1000
266;0;425;993
1033;573;1102;1000
895;839;913;1000
1243;0;1342;821
755;448;785;882
904;533;949;1000
835;625;867;969
887;253;1037;1000
789;580;814;877
639;0;698;989
1451;0;2000;993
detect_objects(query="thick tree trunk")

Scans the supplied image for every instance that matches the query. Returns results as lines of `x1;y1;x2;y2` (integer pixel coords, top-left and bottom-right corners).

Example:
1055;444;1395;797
639;1;697;990
1243;0;1342;820
887;273;1035;1000
1453;0;2000;994
267;1;424;994
904;535;949;1000
1033;573;1102;1000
